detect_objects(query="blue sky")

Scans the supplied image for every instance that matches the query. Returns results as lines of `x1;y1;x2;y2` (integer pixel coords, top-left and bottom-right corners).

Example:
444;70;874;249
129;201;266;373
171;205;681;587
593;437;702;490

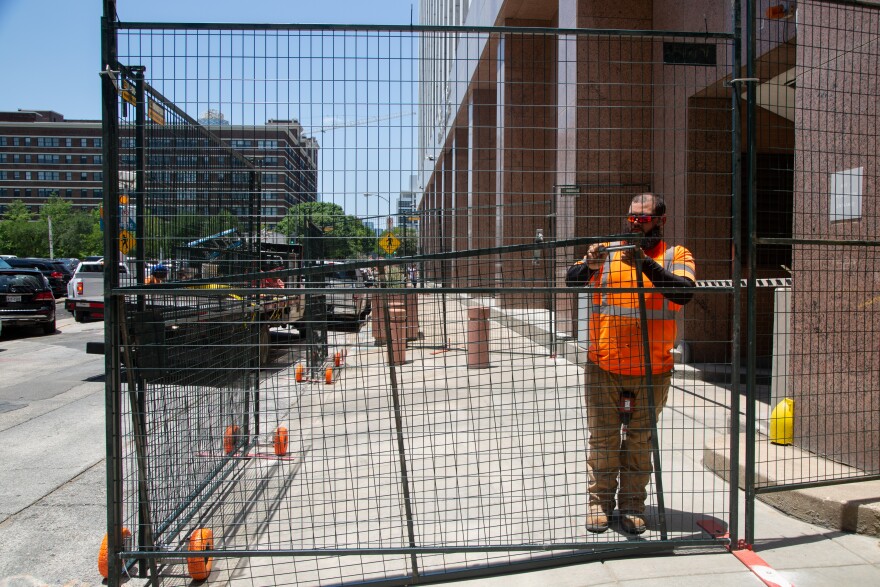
0;0;421;219
0;0;419;120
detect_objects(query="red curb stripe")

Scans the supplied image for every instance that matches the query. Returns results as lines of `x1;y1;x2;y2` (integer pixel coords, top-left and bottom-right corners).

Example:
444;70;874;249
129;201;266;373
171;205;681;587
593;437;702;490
732;549;794;587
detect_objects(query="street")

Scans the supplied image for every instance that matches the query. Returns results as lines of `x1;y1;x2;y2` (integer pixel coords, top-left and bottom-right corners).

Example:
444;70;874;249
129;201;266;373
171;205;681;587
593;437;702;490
0;301;108;586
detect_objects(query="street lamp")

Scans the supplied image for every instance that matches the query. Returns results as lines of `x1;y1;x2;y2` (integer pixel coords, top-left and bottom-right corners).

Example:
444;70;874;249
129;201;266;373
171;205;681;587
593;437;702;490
364;192;391;218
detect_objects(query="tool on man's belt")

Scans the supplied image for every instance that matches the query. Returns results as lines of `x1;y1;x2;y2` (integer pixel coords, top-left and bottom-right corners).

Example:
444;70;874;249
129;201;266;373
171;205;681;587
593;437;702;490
618;391;636;441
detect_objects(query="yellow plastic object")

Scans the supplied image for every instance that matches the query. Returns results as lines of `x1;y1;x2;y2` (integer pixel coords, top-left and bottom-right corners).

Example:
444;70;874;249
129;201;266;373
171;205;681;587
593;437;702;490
770;398;794;445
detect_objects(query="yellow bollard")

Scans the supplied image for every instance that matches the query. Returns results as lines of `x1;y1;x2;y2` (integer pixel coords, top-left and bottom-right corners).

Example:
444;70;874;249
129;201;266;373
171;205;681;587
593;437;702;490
769;397;794;445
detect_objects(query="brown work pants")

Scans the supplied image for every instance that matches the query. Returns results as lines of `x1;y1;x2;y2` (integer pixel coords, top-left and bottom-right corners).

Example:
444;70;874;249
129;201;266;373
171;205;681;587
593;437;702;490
585;361;671;513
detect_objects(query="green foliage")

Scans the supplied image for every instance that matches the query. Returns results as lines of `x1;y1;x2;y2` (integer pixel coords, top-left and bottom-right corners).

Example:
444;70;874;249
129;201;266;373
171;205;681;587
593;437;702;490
0;197;104;258
139;208;240;260
277;201;374;259
391;226;419;257
0;201;44;256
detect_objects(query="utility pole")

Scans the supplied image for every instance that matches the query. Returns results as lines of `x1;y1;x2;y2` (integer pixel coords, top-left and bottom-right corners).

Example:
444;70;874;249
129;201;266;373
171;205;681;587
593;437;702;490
47;215;54;259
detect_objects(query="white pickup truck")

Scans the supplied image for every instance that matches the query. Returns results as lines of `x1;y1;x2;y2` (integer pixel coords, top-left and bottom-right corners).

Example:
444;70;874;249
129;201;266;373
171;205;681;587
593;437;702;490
65;260;134;321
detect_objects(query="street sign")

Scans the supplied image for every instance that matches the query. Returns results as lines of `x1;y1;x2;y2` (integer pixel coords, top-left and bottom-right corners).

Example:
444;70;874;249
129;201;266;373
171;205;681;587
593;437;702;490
119;229;135;255
379;231;400;255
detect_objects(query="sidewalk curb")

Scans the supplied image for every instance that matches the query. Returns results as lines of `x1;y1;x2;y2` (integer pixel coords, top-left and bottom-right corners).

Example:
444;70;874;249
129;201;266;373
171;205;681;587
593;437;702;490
703;434;880;537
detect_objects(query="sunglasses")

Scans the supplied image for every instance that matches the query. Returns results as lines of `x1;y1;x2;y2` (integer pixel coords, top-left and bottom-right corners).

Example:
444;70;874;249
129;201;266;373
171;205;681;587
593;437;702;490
627;214;657;225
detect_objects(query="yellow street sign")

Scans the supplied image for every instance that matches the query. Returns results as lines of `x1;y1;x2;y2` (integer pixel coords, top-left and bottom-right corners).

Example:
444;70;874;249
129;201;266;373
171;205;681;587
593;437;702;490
119;229;135;255
379;231;400;255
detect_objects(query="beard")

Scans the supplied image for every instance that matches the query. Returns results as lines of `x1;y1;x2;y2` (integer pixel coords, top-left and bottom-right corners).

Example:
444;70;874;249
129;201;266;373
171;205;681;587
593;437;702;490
640;225;663;250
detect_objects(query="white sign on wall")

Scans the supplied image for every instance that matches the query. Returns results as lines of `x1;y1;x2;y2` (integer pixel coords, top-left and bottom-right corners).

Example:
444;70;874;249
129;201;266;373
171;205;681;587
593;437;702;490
829;166;863;222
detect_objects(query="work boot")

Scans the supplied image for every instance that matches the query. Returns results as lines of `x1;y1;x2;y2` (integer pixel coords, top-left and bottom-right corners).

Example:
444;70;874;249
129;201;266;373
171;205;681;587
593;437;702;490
619;512;647;535
586;504;609;533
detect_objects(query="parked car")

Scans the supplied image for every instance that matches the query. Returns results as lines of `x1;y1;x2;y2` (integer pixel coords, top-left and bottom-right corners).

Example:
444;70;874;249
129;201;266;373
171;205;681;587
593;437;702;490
5;258;70;298
57;257;81;272
0;268;56;335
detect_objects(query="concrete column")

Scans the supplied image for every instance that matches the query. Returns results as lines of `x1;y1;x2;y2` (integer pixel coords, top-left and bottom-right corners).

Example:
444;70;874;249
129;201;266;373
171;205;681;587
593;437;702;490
497;21;557;308
468;88;497;288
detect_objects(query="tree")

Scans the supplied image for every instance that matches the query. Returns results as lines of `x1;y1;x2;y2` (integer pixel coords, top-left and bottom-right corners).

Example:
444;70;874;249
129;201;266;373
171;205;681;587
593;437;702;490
392;226;418;257
39;195;104;258
0;201;44;257
277;202;374;259
0;197;103;259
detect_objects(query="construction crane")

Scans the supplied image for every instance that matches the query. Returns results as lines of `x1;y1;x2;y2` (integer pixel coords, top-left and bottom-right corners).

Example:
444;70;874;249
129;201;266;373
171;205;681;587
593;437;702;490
306;111;415;135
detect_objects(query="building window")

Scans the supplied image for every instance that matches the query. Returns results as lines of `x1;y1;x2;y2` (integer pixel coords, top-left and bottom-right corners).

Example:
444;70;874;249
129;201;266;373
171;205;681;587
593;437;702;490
80;156;87;164
24;137;31;146
25;189;32;198
13;137;20;146
0;137;6;146
66;138;72;147
81;138;87;147
25;172;31;180
66;189;73;198
95;172;103;181
13;154;20;163
66;172;72;181
13;172;20;180
0;171;6;180
95;138;102;148
95;155;102;164
13;189;20;198
66;155;72;163
81;172;88;181
0;154;5;163
95;189;103;199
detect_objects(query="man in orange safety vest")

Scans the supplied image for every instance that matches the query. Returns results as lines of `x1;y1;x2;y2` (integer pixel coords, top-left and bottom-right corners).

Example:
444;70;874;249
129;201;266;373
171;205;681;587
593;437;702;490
566;193;696;535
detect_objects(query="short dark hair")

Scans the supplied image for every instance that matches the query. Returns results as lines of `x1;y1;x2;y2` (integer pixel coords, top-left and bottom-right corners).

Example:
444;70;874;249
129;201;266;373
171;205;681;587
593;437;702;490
633;193;666;216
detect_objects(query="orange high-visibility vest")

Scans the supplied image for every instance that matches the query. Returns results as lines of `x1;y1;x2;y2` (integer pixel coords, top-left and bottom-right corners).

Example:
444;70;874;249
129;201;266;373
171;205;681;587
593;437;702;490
587;241;695;376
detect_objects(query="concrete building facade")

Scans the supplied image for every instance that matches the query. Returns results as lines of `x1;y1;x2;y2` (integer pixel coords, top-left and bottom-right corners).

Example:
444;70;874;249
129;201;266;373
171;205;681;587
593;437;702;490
417;0;880;473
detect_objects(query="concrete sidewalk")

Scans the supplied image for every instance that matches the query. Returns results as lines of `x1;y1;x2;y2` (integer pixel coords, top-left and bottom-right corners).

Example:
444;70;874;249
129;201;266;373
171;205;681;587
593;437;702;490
451;295;880;586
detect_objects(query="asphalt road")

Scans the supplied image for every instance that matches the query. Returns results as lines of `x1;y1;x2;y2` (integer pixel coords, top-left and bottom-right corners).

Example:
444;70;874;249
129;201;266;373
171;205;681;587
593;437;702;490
0;301;109;586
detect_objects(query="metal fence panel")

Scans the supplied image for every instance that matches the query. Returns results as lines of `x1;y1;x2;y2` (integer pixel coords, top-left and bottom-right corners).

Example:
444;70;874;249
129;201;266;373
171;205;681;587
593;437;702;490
747;0;880;499
102;19;741;587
